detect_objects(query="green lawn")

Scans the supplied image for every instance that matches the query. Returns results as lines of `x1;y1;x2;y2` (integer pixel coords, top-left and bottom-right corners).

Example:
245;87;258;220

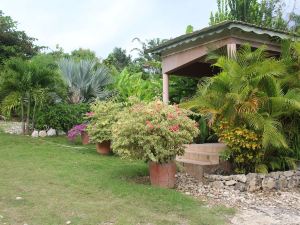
0;132;233;225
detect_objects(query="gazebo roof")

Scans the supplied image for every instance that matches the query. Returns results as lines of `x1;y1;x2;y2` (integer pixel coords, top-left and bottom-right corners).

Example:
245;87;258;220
149;20;300;55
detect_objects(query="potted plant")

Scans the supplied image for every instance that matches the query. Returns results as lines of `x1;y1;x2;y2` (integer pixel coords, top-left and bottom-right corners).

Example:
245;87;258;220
112;100;199;188
67;124;88;144
87;100;121;155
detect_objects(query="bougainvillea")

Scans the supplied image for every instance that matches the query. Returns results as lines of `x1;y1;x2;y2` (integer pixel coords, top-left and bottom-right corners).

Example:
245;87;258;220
67;124;87;141
112;100;199;163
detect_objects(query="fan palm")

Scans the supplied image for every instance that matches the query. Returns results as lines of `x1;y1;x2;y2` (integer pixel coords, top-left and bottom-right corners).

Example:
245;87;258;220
58;58;113;103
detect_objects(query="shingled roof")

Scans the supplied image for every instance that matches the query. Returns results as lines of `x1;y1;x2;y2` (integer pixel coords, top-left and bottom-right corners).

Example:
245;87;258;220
148;20;300;55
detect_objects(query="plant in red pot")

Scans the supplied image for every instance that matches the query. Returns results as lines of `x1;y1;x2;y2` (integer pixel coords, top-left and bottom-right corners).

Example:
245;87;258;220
67;124;88;144
112;100;199;188
87;100;122;155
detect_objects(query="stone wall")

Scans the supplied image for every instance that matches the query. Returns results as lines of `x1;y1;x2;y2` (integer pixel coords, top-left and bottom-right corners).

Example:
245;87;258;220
204;170;300;192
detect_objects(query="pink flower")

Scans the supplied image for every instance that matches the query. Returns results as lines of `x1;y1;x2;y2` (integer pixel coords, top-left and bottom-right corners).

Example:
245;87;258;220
146;120;154;129
86;112;95;117
167;113;176;120
169;124;180;132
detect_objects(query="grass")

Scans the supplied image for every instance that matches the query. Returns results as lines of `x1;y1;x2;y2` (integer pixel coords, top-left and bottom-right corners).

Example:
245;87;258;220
0;132;233;225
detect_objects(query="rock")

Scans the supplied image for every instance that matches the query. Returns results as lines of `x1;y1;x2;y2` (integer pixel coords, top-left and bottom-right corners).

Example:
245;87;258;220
212;181;224;189
262;177;275;190
31;130;39;138
38;130;47;137
57;130;66;136
269;171;281;179
235;175;247;183
246;173;262;192
283;171;294;177
277;177;288;189
287;179;297;188
47;128;56;136
225;180;237;186
235;182;246;192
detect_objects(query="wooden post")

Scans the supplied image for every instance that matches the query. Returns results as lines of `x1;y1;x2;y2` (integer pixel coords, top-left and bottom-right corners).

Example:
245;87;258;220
163;73;169;104
227;43;237;58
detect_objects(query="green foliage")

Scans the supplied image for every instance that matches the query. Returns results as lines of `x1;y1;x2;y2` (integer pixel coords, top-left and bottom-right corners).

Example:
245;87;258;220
186;25;194;34
169;76;199;103
112;100;199;163
0;55;63;133
215;121;264;174
210;0;288;30
182;45;300;172
58;58;113;103
131;38;165;75
35;103;89;132
103;47;132;72
87;100;122;143
0;10;40;65
113;68;161;102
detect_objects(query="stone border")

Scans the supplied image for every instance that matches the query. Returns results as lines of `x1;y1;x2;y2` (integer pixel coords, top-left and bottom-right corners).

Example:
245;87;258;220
204;170;300;192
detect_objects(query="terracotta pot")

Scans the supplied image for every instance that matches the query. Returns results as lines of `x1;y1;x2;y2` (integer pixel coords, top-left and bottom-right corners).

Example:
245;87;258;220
96;141;111;155
81;131;90;145
149;161;176;188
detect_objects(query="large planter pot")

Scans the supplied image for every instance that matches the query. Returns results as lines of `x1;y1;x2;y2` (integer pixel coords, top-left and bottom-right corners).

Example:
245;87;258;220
149;161;176;188
96;141;111;155
81;131;90;145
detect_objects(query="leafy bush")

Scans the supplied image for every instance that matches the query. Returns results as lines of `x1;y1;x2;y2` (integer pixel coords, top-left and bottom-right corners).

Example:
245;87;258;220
112;100;199;163
182;45;300;172
86;100;122;143
215;121;264;174
113;68;161;102
35;103;89;132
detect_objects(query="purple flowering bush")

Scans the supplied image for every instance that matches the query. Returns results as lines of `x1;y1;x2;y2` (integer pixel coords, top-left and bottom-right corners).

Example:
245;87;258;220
67;124;87;141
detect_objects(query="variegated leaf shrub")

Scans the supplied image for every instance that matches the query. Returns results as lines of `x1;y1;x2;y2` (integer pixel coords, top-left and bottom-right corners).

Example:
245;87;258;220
112;100;199;163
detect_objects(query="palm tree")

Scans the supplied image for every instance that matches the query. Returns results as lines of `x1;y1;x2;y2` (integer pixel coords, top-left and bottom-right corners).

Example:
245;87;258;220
58;58;113;103
182;45;300;170
0;55;61;134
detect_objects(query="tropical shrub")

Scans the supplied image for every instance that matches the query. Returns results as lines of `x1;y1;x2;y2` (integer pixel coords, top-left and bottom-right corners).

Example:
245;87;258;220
112;100;199;163
0;55;64;134
35;103;89;132
86;100;122;143
182;44;300;172
215;121;264;174
58;58;113;103
113;68;161;102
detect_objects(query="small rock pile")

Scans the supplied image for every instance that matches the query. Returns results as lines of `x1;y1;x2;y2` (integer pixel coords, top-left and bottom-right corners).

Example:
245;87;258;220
31;128;57;137
205;170;300;192
175;173;300;225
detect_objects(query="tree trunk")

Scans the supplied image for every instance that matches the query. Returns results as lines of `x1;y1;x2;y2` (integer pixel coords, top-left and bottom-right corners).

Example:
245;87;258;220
25;93;31;135
32;100;37;131
20;97;25;135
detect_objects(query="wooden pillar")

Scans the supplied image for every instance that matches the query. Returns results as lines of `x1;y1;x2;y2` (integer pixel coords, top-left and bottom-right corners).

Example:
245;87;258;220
227;43;237;58
162;73;169;104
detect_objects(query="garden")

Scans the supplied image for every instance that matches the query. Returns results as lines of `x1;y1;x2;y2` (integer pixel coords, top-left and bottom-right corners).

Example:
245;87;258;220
0;0;300;224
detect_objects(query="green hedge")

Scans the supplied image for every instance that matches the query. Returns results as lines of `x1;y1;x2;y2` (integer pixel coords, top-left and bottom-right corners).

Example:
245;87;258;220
35;103;90;132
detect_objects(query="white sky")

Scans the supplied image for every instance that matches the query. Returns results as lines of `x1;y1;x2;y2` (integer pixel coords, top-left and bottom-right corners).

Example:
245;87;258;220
1;0;299;59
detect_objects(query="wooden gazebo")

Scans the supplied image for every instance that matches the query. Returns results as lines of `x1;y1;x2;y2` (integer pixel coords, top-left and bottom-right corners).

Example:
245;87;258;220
149;20;299;104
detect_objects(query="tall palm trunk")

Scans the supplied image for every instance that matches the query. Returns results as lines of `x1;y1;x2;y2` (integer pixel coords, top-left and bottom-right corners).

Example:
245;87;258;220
25;92;31;135
20;97;25;135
